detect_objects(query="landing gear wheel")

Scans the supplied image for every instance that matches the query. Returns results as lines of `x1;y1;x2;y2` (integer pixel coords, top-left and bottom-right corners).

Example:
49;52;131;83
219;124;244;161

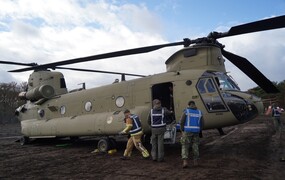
20;136;29;145
97;139;110;152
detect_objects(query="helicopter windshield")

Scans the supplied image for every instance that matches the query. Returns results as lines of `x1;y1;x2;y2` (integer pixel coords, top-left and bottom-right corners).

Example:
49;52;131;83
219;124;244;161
214;72;240;91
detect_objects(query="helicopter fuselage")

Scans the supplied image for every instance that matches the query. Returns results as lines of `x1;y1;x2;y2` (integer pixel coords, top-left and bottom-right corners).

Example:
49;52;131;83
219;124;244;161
17;45;263;138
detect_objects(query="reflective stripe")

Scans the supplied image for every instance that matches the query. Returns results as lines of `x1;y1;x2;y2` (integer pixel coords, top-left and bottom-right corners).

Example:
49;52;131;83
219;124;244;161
150;108;166;128
186;113;201;117
273;108;281;117
187;126;200;129
184;109;202;133
129;115;142;134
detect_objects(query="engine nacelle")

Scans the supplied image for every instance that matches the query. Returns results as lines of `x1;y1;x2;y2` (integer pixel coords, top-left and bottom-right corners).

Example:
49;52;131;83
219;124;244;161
19;85;55;101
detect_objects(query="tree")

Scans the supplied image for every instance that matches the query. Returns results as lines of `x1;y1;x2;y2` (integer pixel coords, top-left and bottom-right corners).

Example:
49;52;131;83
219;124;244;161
248;80;285;109
0;82;27;124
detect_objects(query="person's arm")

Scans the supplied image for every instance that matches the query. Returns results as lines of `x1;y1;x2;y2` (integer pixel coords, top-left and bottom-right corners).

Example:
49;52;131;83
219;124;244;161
163;107;174;124
147;112;151;126
200;116;204;129
163;107;173;115
199;111;204;137
180;113;186;132
122;118;133;133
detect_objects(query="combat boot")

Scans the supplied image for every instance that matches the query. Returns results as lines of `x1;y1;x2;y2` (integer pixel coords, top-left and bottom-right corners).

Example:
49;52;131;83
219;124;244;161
193;159;198;166
182;159;188;168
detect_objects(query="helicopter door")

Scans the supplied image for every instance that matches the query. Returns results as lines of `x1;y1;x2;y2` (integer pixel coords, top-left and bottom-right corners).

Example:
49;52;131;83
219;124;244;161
151;82;174;112
197;78;228;112
151;82;176;144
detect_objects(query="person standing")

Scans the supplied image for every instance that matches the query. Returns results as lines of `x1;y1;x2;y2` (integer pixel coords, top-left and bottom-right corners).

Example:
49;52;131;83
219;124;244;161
119;109;150;160
180;100;203;168
270;105;285;162
148;99;172;162
272;103;282;134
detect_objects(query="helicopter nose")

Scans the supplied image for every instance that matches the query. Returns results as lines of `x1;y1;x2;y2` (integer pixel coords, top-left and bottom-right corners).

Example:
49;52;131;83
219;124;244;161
250;95;264;115
238;92;264;116
223;91;263;123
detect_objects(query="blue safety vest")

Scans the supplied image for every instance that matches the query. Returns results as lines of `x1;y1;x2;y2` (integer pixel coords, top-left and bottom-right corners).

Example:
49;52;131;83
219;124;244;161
272;107;281;117
129;114;142;134
151;108;166;128
184;108;202;133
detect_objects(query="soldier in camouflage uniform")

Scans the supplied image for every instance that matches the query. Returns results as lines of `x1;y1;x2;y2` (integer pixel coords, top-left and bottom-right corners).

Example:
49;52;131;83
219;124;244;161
271;103;282;134
180;100;203;168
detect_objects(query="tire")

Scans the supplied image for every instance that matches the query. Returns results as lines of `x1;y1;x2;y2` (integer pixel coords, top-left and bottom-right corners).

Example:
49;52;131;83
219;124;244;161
20;136;29;145
97;138;110;152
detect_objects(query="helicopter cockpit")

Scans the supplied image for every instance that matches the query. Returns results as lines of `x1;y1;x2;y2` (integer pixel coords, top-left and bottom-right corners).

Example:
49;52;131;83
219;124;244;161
200;71;240;91
197;71;259;123
214;72;240;91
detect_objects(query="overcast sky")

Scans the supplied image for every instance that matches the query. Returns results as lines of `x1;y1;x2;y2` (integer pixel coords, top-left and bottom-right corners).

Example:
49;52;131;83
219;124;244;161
0;0;285;91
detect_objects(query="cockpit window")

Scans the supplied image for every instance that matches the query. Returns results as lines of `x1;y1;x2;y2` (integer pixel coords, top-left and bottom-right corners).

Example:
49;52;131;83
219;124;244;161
197;77;228;112
206;79;216;93
197;79;206;94
215;73;240;91
197;79;216;93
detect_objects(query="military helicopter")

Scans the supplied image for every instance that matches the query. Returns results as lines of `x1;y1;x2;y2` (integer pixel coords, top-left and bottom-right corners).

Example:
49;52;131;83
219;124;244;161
1;15;283;152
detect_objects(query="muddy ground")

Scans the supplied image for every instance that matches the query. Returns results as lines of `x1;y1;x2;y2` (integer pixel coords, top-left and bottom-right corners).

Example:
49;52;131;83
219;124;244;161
1;115;285;179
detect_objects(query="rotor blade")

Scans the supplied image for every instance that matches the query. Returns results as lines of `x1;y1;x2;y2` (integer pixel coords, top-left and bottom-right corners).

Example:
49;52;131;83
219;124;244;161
213;15;285;39
221;49;279;93
0;60;37;66
56;67;146;77
9;40;188;72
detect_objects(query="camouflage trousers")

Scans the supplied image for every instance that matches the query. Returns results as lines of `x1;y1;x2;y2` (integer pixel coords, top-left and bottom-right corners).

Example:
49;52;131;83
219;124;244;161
273;116;283;133
180;132;200;160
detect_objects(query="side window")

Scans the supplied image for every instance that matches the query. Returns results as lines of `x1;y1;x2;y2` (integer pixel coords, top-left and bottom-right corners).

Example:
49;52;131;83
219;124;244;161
197;78;227;112
197;79;206;94
206;79;216;93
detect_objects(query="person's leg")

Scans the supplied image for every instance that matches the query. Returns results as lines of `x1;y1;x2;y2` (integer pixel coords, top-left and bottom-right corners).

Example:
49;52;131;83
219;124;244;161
123;137;134;157
151;132;158;161
273;117;279;133
181;132;190;168
157;132;165;161
133;134;150;158
192;134;200;166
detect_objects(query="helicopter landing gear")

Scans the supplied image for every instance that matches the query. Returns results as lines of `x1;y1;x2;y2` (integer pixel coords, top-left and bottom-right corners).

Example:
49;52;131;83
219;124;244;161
20;136;30;145
97;138;117;152
97;138;110;152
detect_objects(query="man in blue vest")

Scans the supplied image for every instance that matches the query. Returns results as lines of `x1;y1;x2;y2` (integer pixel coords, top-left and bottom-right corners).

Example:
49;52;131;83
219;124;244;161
180;100;203;168
271;105;285;162
271;103;282;134
119;109;150;160
148;99;173;162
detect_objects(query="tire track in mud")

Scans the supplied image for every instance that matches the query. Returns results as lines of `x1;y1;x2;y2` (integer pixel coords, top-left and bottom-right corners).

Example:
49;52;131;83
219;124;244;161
199;118;277;179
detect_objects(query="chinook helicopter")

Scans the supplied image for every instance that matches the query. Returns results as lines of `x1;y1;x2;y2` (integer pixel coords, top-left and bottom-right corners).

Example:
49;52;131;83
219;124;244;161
1;15;283;151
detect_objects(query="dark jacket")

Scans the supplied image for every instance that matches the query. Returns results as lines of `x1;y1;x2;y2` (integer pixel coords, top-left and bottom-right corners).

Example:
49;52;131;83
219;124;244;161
148;106;172;127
